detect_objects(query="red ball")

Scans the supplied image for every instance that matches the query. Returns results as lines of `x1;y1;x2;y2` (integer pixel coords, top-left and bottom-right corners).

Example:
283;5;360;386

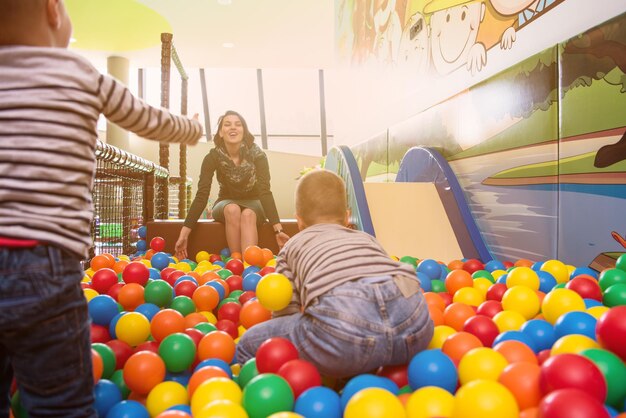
209;254;222;263
133;340;159;355
476;300;503;318
160;267;177;281
486;283;508;301
565;276;603;301
238;290;256;305
90;324;111;343
376;364;408;389
122;262;149;286
463;314;500;347
91;268;119;294
106;282;124;301
259;266;276;276
225;259;244;276
462;258;484;274
503;261;514;269
596;305;626;361
150;236;166;252
539;388;610;418
225;275;243;292
216;319;238;339
540;353;607;402
105;339;134;369
217;302;241;323
174;280;198;298
255;337;299;373
438;291;453;307
277;359;322;398
165;270;185;287
537;349;551;365
183;327;204;347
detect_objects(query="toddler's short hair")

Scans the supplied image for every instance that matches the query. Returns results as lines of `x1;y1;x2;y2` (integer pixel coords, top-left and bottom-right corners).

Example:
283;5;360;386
296;169;347;227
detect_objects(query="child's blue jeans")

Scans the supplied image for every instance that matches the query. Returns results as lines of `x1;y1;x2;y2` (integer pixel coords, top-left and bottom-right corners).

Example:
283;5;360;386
236;275;434;378
0;245;96;418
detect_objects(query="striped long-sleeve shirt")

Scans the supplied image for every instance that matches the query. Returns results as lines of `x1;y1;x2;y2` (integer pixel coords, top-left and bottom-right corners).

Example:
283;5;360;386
0;46;203;258
274;222;418;315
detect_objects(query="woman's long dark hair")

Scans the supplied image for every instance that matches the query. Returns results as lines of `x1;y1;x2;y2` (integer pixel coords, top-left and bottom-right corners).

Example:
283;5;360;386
213;110;255;148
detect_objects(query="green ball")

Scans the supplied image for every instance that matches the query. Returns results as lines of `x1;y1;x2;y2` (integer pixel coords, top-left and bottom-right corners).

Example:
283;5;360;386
186;260;198;270
194;322;217;334
91;342;116;379
398;385;412;395
603;283;626;307
218;297;240;310
581;348;626;408
242;373;294;418
217;269;233;280
158;332;196;373
144;280;174;307
399;256;418;268
237;358;259;389
615;253;626;272
229;290;244;300
110;369;130;399
599;268;626;291
472;270;495;283
170;295;196;316
553;283;566;290
430;279;446;293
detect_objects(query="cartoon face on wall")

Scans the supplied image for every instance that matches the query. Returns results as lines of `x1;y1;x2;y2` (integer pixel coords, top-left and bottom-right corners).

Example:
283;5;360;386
398;12;431;74
425;0;487;75
488;0;537;16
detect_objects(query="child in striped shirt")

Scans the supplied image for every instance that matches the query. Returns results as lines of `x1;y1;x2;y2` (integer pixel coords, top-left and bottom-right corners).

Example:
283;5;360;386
237;169;434;378
0;1;202;416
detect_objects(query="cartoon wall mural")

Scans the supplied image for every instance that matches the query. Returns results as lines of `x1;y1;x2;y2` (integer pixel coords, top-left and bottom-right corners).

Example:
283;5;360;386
348;12;626;267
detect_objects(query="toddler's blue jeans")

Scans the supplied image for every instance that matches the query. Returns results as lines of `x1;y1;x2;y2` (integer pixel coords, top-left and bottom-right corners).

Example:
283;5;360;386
237;275;434;378
0;245;96;418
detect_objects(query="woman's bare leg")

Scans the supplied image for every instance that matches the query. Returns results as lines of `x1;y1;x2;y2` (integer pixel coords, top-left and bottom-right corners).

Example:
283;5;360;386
223;204;242;253
240;208;258;252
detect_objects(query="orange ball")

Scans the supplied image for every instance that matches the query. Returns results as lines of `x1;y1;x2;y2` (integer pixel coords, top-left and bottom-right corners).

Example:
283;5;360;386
239;299;272;329
243;245;264;267
448;259;464;270
123;351;166;395
92;349;103;383
113;260;130;274
445;269;473;295
118;283;145;311
230;251;243;261
90;254;115;271
187;365;230;397
428;306;445;326
192;285;220;312
493;340;538;365
209;278;230;296
498;362;542;410
442;331;484;364
185;312;209;329
514;259;534;268
519;408;539;418
443;302;476;331
150;309;186;342
261;248;274;266
199;271;220;285
424;292;446;312
197;331;236;364
144;249;155;260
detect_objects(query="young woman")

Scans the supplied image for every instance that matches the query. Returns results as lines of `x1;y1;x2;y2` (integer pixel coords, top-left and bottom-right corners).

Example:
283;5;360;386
175;110;289;259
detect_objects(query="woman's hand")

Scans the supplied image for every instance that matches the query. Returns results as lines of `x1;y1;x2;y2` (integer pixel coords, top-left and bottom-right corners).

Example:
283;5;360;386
175;226;192;260
275;231;290;250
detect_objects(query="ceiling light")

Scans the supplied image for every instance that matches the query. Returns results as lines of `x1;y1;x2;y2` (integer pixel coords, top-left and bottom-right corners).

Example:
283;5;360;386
222;42;234;48
217;0;232;5
70;37;77;43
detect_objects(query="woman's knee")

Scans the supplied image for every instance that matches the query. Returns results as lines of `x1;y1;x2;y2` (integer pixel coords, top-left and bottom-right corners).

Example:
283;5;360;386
240;208;257;225
223;204;242;220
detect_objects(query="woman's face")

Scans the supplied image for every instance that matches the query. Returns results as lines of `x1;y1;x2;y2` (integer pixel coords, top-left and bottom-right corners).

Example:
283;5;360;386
220;114;244;147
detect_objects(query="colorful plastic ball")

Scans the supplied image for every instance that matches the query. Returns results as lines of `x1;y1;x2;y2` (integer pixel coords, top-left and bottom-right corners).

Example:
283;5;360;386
340;374;399;410
430;279;446;293
158;332;196;373
237;358;260;389
596;306;626;361
580;348;626;409
538;388;609;418
554;311;597;340
486;283;508;301
458;347;508;384
191;377;243;417
255;337;300;374
443;302;476;331
187;366;229;397
117;283;145;311
239;299;272;329
408;349;458;393
343;387;404;418
520;319;556;352
115;311;150;347
217;301;241;323
277;359;322;398
136;225;147;239
242;374;295;418
565;276;602;301
453;287;484;307
540;260;569;284
105;339;133;370
123;350;166;395
493;340;537;365
551;334;599;355
540;353;607;402
295;386;341;418
492;330;538;353
603;283;626;307
194;358;233;377
476;300;503;318
91;322;112;343
94;379;123;417
485;260;506;272
146;381;188;417
122;261;150;286
216;319;238;339
240;272;261;292
452;380;519;418
405;385;454;418
541;288;586;324
428;325;457;349
88;294;120;326
136;239;148;252
194;400;248;418
445;269;473;295
151;309;185;342
106;400;149;418
506;267;539;290
498;362;542;410
150;252;171;271
206;280;227;300
502;285;540;319
169;295;196;317
493;310;526;333
463;315;500;347
441;331;483;364
599;268;626;291
144;280;174;308
537;270;558;293
416;271;432;292
418;259;442;281
91;268;119;294
197;330;236;363
134;302;160;321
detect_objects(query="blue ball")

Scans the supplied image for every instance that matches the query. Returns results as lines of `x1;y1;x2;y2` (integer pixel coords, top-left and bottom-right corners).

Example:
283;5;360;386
148;268;162;280
212;260;225;268
484;259;506;272
168;404;192;414
94;379;122;418
106;400;149;418
418;259;442;281
408;349;457;393
206;281;226;300
243;265;261;277
496;274;508;284
150;252;171;270
416;272;432;292
531;261;544;271
537;270;558;293
571;266;599;280
134;303;160;321
165;370;192;386
137;226;147;239
108;311;127;339
439;264;450;280
493;330;539;353
520;319;556;352
584;298;602;308
136;239;147;251
194;358;233;378
174;275;198;287
220;247;231;257
242;273;262;292
340;374;399;410
554;311;597;340
88;295;120;326
295;386;342;418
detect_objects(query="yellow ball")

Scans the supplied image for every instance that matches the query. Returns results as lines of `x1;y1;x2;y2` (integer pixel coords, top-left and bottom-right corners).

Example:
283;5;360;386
83;288;99;302
458;347;508;385
586;305;610;319
195;400;248;418
84;268;95;278
540;259;569;284
501;286;540;319
550;334;599;355
118;255;130;261
265;258;277;268
344;387;406;418
452;380;519;418
139;259;152;268
191;377;242;417
428;325;457;349
176;262;191;273
256;273;293;311
406;386;454;418
506;267;540;290
268;413;305;418
199;311;217;324
196;250;211;263
146;381;188;417
491;270;507;281
472;278;493;299
541;288;586;324
453;287;484;307
493;310;526;333
115;312;150;347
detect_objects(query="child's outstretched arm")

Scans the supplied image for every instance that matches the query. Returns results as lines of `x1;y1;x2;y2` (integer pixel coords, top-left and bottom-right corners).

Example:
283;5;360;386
98;74;202;145
272;255;302;317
